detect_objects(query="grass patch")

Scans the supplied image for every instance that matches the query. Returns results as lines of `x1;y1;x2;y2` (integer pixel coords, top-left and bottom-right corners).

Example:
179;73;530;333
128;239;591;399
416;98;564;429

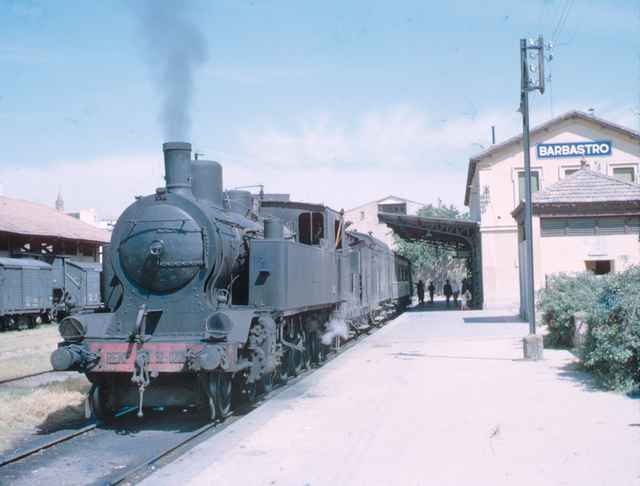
0;377;90;453
0;325;59;382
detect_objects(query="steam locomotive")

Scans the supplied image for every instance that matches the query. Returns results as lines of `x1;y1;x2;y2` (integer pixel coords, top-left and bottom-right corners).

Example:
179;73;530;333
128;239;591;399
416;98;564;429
51;142;412;421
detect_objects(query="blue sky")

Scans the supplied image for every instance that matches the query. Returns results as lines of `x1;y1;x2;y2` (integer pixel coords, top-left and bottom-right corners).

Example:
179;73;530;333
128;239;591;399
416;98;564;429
1;0;639;218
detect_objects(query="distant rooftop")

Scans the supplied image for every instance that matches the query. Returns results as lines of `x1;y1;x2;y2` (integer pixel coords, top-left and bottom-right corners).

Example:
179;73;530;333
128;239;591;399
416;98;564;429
346;195;426;212
0;195;111;243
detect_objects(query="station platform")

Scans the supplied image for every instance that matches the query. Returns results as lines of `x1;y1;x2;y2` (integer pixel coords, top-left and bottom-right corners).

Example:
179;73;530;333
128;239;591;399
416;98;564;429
143;307;640;486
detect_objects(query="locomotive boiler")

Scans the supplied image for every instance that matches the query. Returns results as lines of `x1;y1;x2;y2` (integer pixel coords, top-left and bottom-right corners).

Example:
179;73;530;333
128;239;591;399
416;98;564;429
51;141;412;421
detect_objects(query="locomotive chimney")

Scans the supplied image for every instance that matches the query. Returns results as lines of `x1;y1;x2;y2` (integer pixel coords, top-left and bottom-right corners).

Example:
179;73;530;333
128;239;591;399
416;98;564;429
191;159;224;207
163;142;193;196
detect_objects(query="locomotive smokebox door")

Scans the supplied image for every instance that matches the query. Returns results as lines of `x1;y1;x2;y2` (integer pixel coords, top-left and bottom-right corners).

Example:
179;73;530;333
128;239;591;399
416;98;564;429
118;204;206;293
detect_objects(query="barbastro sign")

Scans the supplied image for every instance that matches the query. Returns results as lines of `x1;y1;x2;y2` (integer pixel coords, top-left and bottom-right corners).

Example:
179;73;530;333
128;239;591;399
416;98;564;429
537;140;612;159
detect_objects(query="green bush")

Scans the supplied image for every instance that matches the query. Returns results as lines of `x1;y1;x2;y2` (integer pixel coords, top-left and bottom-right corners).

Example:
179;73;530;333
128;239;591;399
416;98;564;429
581;267;640;392
537;272;606;347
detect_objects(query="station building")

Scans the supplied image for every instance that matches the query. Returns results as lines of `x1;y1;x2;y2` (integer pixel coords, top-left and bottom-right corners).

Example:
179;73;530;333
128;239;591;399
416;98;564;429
344;196;425;249
0;195;110;262
465;110;640;311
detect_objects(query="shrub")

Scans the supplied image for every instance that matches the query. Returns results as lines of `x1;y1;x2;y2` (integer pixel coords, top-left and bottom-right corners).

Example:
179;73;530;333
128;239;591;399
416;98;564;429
537;272;606;347
581;267;640;392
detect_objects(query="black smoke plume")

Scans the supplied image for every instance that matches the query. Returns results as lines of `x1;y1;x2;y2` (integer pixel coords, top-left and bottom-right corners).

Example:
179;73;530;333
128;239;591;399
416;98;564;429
135;1;208;140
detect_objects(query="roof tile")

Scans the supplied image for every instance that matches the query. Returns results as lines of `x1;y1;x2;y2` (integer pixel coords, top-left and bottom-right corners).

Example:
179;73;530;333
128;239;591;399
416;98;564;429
533;168;640;204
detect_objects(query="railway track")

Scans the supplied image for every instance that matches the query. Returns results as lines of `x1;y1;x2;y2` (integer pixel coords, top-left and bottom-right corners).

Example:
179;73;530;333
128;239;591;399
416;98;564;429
0;423;96;469
0;369;53;387
0;314;400;486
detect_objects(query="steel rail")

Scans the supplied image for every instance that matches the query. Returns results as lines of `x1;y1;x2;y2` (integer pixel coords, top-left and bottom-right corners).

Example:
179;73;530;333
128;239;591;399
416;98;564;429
0;423;97;468
0;369;53;387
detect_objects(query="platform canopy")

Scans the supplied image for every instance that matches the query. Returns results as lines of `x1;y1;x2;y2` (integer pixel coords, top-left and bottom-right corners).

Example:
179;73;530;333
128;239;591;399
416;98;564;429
378;213;478;251
378;212;483;307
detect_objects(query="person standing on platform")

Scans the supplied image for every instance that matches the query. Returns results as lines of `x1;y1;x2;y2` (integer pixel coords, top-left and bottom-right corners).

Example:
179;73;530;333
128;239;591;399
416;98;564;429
428;281;435;303
452;281;460;307
461;288;472;311
416;280;425;305
443;279;452;307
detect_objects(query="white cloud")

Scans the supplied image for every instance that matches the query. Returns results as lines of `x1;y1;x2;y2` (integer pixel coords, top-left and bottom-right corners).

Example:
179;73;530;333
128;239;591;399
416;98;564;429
0;155;164;220
2;103;637;220
239;105;522;171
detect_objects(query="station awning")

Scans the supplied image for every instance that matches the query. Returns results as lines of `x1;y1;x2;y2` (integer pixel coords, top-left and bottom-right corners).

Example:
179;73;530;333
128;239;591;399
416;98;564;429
378;213;479;250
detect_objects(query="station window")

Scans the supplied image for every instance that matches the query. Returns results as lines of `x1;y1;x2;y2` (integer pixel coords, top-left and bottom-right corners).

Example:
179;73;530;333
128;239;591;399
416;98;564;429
612;167;635;183
564;168;579;177
517;171;540;201
378;203;407;215
298;212;324;245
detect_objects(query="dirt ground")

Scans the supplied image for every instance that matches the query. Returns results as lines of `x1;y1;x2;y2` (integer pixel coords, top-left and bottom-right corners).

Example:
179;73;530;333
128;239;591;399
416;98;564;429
0;376;90;454
0;325;60;382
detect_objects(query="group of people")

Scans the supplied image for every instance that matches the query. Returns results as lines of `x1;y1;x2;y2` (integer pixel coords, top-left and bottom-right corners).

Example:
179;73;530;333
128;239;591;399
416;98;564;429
415;278;472;310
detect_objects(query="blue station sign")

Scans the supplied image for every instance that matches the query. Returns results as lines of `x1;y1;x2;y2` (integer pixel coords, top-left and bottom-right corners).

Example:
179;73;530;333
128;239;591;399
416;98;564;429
537;140;612;159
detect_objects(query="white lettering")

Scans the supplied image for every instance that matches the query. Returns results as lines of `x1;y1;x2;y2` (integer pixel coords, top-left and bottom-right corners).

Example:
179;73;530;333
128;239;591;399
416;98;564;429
537;141;611;158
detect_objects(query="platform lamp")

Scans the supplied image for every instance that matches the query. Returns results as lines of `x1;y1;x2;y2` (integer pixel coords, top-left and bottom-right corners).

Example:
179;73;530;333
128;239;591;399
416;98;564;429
519;35;550;360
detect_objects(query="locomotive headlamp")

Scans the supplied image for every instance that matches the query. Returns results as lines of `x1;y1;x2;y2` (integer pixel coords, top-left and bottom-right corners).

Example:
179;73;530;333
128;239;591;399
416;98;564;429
59;316;87;341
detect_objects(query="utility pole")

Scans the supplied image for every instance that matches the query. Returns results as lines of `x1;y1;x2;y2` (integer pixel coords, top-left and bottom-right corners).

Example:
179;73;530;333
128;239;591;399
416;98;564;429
520;35;547;360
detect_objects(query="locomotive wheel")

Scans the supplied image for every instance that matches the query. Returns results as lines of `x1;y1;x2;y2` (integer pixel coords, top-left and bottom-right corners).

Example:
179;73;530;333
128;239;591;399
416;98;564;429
245;381;257;402
208;371;233;419
277;360;288;384
302;330;312;370
259;372;274;394
17;316;29;331
87;384;115;423
292;333;305;376
309;332;321;365
287;344;301;377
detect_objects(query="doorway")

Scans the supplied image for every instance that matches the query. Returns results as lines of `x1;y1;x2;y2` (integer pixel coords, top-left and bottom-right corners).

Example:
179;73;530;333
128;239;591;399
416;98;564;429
585;260;613;275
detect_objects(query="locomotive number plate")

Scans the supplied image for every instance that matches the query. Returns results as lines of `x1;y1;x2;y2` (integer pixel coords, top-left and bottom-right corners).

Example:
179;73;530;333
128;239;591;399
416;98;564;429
106;352;128;364
153;351;186;363
91;342;205;373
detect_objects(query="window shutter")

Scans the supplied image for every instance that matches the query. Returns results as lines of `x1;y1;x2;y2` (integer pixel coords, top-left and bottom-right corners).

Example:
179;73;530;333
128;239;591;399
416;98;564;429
540;218;566;237
597;217;626;235
567;218;595;236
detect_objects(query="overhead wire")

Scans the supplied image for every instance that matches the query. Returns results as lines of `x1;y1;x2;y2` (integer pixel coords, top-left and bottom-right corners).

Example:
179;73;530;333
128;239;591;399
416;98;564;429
551;0;575;43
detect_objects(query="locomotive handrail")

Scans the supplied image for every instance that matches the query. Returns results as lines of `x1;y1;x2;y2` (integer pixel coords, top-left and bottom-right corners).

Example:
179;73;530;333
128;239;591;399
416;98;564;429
117;226;202;245
157;260;204;268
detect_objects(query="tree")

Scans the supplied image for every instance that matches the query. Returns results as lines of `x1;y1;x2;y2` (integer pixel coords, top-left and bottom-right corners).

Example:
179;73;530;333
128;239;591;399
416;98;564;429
395;199;469;292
